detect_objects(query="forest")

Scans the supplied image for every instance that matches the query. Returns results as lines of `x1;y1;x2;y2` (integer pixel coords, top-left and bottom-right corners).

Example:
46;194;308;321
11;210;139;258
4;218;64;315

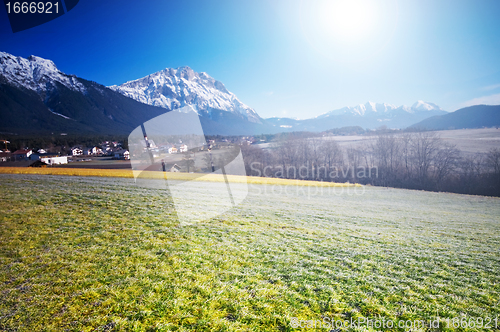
241;131;500;197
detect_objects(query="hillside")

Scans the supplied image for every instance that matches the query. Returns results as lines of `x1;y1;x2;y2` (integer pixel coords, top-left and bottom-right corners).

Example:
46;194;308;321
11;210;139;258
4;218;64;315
0;173;499;330
0;76;170;135
0;52;269;136
410;104;500;130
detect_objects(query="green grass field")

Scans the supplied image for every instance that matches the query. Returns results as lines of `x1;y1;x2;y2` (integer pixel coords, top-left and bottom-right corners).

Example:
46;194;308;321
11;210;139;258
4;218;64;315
0;174;499;331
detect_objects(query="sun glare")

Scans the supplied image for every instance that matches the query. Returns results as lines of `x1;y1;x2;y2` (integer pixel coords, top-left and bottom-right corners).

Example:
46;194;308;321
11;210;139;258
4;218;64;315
318;0;378;42
300;0;397;62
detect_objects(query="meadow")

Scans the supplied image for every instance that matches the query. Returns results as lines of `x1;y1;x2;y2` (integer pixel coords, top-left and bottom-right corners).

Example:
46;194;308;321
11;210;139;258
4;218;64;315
258;128;500;155
0;173;499;331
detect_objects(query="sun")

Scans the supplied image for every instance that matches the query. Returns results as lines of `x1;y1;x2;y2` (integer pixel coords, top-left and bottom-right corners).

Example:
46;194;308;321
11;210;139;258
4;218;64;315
299;0;398;62
318;0;378;43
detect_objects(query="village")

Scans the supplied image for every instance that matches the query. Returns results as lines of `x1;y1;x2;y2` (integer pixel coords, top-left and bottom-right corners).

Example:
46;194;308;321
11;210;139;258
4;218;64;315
0;136;258;169
0;139;130;167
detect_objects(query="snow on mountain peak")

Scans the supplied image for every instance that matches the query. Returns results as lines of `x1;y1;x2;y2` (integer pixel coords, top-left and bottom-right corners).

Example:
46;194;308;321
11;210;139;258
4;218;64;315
411;100;443;112
318;101;444;119
27;55;57;70
109;66;261;123
342;102;400;116
0;52;86;94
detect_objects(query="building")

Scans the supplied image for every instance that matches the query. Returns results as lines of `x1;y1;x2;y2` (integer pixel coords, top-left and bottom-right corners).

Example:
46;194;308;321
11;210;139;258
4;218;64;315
158;144;172;153
114;149;130;160
82;147;93;156
41;155;68;165
71;147;83;156
90;146;103;155
170;164;182;172
0;152;12;162
178;144;188;153
168;147;178;154
30;153;68;165
12;149;32;160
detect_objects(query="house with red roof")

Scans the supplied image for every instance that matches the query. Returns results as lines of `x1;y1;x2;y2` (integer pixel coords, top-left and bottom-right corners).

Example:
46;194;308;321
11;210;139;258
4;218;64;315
12;149;32;160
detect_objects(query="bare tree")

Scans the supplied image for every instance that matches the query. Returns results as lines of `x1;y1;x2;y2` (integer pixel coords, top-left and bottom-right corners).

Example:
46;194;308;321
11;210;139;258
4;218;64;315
486;148;500;175
182;151;195;173
297;138;311;179
459;154;483;194
432;143;460;190
321;139;343;181
241;144;266;176
486;148;500;195
408;131;440;187
275;137;300;178
346;145;366;182
401;133;412;182
309;137;322;180
372;134;402;186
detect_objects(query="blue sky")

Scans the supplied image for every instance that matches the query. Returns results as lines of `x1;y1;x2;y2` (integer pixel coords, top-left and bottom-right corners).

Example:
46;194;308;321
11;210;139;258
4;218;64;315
1;0;500;119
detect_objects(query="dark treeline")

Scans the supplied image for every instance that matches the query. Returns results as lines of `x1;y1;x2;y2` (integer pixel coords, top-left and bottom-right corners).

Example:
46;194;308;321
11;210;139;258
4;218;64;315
241;131;500;197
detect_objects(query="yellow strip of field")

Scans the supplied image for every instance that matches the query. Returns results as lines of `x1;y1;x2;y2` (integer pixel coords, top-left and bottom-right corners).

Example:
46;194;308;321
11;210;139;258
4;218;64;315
0;167;359;187
0;167;134;178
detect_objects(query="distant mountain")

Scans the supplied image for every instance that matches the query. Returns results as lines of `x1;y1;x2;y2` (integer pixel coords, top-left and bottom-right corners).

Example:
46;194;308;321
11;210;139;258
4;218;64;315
0;52;265;136
410;104;500;130
266;101;447;131
0;51;454;137
109;66;262;124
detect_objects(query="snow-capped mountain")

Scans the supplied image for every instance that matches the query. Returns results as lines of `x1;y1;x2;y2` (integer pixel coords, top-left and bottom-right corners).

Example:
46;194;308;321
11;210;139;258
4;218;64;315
0;51;451;136
0;52;265;135
266;101;447;131
317;101;444;118
0;52;176;135
410;100;443;112
0;51;86;95
109;66;262;124
319;102;398;117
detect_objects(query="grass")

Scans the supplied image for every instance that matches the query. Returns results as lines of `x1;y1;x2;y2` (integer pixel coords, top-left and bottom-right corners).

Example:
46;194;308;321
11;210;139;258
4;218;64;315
0;174;499;331
0;167;358;187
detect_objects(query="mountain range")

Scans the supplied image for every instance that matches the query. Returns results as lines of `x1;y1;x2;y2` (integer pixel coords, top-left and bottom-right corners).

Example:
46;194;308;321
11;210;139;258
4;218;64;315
109;66;262;124
1;51;497;137
0;51;272;136
0;51;164;135
266;101;447;132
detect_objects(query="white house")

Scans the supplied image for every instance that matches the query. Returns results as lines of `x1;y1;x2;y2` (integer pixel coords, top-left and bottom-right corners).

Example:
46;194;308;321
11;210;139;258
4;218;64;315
30;153;67;165
91;146;103;155
71;147;83;156
178;144;188;153
41;156;68;165
114;149;130;160
168;147;178;154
